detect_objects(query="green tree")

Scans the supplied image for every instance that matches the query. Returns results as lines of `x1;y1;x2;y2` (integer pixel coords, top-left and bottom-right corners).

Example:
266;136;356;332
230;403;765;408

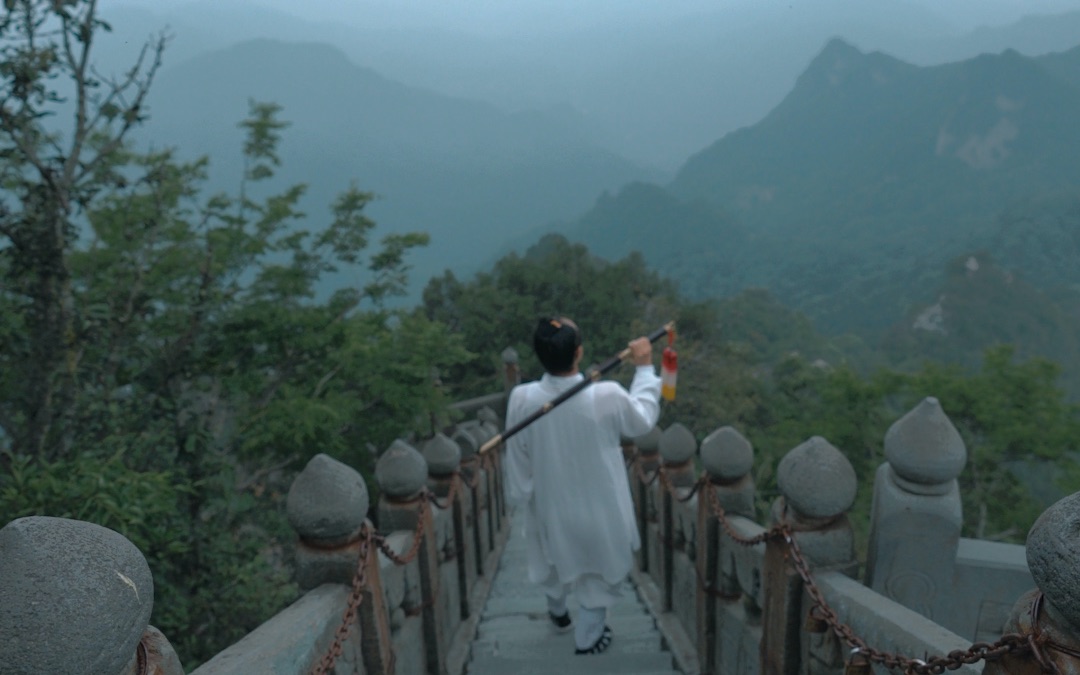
0;2;468;665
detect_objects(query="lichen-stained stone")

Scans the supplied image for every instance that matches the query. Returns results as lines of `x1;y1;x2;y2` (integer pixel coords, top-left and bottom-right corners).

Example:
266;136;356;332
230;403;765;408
660;423;697;464
778;436;857;519
1027;492;1080;632
375;439;428;500
423;433;462;477
701;426;753;481
885;397;966;487
0;516;154;675
287;453;369;540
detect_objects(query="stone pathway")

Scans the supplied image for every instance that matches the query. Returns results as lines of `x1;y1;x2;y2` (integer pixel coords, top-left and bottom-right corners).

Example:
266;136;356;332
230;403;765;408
465;514;683;675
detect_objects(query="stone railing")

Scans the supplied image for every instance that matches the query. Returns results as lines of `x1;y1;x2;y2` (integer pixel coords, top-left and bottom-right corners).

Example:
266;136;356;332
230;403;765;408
0;404;510;675
627;396;1080;674
5;378;1080;674
191;408;510;675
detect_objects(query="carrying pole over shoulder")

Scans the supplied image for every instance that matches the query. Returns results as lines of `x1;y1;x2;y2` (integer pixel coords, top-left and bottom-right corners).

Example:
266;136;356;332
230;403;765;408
478;321;674;455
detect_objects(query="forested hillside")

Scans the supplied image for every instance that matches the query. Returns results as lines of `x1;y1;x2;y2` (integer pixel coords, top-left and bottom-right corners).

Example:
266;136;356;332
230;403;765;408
567;38;1080;390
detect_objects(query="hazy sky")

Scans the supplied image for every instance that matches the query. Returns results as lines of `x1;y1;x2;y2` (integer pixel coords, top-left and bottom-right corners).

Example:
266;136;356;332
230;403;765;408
95;0;1080;170
103;0;1080;36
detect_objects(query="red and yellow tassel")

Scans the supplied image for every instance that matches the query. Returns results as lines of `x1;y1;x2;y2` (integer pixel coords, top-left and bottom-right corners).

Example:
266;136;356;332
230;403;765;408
661;330;677;401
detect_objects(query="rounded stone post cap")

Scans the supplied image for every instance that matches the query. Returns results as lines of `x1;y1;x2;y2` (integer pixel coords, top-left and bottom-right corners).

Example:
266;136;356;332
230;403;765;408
1027;491;1080;630
287;453;369;539
452;426;479;460
634;426;663;454
885;397;966;485
0;516;153;675
501;347;519;364
660;423;697;464
701;426;754;480
477;406;501;428
422;433;462;477
375;439;429;499
778;436;857;519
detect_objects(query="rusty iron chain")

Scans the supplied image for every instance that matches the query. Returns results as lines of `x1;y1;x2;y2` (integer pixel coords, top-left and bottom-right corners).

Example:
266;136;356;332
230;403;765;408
310;523;374;675
374;496;429;567
696;480;1037;673
310;491;436;674
460;456;484;489
427;474;462;511
135;637;148;675
656;464;705;503
635;461;661;487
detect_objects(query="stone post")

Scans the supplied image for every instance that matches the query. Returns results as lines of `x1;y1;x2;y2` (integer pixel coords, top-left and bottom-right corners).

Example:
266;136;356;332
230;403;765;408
634;426;662;573
659;423;698;613
985;492;1080;675
501;346;520;397
458;420;497;551
287;453;393;674
0;516;184;675
376;440;447;675
697;426;756;675
472;418;503;535
865;397;966;626
453;425;486;577
761;437;857;675
423;433;470;620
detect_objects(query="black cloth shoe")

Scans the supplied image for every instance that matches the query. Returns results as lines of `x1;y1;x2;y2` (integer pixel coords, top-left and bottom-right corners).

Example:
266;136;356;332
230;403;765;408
574;625;613;654
549;610;572;633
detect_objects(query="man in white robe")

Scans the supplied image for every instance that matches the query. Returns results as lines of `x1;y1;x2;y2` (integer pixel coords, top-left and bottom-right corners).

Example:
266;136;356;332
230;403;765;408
505;317;661;654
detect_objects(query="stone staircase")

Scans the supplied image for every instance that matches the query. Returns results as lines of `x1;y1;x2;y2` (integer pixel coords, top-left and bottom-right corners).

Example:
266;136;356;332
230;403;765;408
465;515;683;675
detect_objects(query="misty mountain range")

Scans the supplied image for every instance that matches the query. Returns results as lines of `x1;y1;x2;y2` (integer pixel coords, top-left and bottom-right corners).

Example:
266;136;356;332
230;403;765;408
96;1;1080;381
572;38;1080;335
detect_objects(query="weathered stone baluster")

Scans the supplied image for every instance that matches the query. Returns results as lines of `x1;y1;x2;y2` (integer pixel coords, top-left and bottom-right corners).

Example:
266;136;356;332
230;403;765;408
659;423;698;613
459;420;497;554
288;453;392;674
634;425;662;573
0;516;184;675
501;347;521;397
477;406;507;523
376;440;447;675
453;425;486;577
865;397;966;625
423;433;469;621
985;492;1080;674
472;413;504;535
697;426;756;675
761;437;857;675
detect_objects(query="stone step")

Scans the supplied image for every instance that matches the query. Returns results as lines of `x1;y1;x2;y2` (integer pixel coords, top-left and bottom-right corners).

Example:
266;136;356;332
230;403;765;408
472;631;662;659
481;596;650;618
476;613;657;640
466;651;677;675
466;512;682;675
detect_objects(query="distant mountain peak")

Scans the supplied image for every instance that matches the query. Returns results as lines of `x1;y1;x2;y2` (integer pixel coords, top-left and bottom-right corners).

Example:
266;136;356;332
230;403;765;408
796;37;911;92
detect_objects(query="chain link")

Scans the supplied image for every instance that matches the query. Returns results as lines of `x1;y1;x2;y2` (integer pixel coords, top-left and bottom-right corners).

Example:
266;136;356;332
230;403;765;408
694;480;1037;673
374;496;429;567
310;492;434;674
657;464;705;503
310;523;373;675
427;474;461;511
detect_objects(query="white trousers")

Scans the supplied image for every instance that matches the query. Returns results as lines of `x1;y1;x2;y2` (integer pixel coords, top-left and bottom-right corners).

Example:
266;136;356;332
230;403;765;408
538;566;621;650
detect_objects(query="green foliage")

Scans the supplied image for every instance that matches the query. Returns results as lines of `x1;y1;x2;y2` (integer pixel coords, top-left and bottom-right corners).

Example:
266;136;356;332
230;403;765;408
0;5;460;666
434;236;1080;548
423;233;680;395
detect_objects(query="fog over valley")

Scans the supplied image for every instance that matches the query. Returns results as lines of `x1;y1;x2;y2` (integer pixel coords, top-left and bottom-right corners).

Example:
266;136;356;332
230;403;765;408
85;0;1080;387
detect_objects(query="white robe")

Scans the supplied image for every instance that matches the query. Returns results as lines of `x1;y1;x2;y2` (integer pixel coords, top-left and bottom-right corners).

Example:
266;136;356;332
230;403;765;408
505;365;661;587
